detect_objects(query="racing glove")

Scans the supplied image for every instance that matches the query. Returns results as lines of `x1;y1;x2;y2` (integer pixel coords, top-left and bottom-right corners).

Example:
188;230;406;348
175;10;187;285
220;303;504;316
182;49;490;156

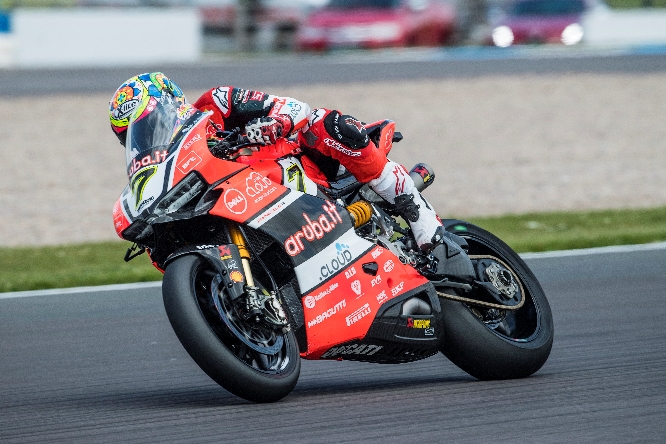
245;117;288;145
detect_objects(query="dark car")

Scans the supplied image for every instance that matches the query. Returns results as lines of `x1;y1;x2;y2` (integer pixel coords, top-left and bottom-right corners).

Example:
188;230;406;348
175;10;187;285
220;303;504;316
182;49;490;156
489;0;594;47
296;0;457;51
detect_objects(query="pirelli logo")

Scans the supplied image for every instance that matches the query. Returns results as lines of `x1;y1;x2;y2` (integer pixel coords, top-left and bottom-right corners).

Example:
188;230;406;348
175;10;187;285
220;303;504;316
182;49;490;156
346;303;371;326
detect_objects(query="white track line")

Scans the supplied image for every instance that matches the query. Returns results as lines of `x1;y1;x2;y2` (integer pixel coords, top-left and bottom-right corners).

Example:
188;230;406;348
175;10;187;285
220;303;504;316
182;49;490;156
2;242;666;300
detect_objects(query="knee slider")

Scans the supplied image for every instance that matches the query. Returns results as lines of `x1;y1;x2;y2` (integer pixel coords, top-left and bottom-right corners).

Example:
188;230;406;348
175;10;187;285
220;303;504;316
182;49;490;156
324;111;370;150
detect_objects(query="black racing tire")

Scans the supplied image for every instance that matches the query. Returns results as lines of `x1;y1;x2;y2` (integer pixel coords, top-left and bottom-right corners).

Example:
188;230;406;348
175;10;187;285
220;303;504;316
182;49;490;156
162;254;300;403
439;221;554;380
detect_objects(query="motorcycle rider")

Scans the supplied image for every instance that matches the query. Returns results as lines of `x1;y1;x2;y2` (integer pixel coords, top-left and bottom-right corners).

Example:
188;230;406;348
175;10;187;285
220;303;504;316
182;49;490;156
109;72;468;277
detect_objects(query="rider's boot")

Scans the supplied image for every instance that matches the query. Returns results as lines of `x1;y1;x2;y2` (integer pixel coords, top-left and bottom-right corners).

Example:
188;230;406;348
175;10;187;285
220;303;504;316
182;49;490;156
368;161;475;281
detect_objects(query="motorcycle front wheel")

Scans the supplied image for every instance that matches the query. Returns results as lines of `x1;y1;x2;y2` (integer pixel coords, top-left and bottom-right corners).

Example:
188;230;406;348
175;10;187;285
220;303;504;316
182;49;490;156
162;254;300;403
439;222;554;380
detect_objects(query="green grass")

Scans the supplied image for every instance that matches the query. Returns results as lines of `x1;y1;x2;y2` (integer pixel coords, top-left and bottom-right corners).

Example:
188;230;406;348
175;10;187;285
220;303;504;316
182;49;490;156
606;0;666;8
0;242;162;293
464;206;666;253
1;206;665;293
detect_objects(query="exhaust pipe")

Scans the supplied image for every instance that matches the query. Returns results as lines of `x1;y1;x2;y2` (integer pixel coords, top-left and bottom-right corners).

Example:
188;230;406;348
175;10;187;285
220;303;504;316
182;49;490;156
409;163;435;192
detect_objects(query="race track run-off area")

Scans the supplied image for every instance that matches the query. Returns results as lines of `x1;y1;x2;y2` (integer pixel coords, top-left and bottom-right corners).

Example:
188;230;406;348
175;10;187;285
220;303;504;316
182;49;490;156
1;246;665;443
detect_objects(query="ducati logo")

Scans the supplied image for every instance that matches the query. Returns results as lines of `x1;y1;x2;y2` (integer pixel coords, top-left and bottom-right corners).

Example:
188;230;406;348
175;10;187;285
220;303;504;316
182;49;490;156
351;280;361;296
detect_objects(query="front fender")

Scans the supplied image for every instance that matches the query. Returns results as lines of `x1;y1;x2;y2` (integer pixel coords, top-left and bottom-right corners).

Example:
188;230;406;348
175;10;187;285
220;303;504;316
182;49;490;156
164;244;247;301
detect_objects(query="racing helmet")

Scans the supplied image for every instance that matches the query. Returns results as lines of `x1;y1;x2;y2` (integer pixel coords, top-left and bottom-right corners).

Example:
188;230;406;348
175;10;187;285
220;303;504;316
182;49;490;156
109;72;186;147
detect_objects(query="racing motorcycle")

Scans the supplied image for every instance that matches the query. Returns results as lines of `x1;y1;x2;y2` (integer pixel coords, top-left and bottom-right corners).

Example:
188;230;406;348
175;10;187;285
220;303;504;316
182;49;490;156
114;97;554;403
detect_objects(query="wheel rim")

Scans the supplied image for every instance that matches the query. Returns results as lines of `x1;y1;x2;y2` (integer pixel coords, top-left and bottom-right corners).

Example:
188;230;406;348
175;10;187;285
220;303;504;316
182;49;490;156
192;264;292;375
466;241;543;343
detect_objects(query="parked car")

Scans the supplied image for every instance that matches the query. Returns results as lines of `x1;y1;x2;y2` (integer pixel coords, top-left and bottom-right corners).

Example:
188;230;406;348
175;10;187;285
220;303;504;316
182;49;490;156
488;0;599;47
296;0;457;51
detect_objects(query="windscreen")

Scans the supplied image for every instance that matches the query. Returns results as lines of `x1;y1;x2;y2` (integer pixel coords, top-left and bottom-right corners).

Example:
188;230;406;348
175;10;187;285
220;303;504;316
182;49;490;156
125;95;182;177
512;0;585;16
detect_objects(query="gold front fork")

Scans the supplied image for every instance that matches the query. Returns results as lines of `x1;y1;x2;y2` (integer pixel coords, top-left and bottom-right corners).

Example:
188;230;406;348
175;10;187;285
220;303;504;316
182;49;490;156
227;222;255;287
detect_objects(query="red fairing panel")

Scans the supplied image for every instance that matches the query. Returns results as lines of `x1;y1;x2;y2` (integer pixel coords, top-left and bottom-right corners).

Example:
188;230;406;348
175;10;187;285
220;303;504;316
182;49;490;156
209;166;290;224
172;117;246;186
302;245;429;359
113;198;131;238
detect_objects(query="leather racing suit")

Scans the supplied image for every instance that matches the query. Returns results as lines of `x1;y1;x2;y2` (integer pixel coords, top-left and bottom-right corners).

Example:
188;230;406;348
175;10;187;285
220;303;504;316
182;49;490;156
193;86;443;249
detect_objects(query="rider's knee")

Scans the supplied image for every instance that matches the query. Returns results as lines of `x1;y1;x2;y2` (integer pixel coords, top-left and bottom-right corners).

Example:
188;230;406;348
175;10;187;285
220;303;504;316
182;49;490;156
323;111;370;150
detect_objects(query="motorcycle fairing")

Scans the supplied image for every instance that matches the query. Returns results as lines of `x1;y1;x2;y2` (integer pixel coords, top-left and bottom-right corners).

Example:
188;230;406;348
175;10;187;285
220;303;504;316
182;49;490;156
208;167;290;224
115;111;246;236
300;244;430;358
313;283;443;363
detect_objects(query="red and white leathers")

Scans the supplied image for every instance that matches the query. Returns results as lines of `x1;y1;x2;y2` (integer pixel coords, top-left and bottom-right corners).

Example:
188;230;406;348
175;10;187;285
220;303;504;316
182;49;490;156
194;87;443;248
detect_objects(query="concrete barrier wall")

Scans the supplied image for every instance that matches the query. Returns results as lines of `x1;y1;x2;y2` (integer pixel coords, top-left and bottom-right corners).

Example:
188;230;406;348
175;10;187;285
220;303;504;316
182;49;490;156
0;8;202;68
583;8;666;46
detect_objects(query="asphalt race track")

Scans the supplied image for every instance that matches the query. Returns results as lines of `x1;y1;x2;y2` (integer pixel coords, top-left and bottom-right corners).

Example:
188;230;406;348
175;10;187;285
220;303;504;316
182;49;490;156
1;246;665;443
1;51;666;96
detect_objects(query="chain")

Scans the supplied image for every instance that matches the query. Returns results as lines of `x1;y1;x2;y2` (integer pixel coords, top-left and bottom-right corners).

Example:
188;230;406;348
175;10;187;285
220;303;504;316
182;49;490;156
435;255;526;311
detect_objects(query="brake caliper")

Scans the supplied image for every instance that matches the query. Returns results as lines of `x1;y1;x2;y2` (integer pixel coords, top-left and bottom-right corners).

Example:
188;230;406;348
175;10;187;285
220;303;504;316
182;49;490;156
243;286;290;332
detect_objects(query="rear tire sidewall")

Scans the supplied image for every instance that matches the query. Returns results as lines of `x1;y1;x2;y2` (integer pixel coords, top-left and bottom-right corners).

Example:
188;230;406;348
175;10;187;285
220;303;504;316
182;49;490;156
440;224;554;380
162;254;301;403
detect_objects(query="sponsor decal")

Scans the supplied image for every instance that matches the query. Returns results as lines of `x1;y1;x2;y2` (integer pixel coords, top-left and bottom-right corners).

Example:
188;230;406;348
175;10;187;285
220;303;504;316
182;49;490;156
284;201;343;257
295;228;375;292
391;281;405;297
320;343;383;359
371;247;384;259
288;102;302;119
308;299;346;328
113;98;140;120
137;196;155;212
304;296;316;309
304;282;339;309
177;152;202;174
320;242;353;280
181;133;202;151
212;87;231;117
224;188;247;215
128;150;167;177
225;259;239;269
383;259;395;273
345;266;356;279
245;172;277;204
323;138;361;157
351;280;361;296
229;270;244;283
250;90;264;101
425;328;435;336
345;117;364;132
376;290;388;304
249;192;300;229
412;164;431;182
371;275;382;287
218;245;233;260
346;303;371;326
407;318;431;329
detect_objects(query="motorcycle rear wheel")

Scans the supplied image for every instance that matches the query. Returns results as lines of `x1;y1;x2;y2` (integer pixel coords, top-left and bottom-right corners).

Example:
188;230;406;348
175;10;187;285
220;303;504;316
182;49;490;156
162;254;301;403
439;222;554;380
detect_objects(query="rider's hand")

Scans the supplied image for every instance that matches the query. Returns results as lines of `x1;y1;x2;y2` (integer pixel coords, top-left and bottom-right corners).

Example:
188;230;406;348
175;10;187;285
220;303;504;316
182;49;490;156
245;117;284;145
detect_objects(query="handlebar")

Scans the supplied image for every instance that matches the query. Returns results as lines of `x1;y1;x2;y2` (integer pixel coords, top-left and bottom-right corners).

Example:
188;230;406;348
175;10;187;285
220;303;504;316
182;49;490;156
208;127;262;159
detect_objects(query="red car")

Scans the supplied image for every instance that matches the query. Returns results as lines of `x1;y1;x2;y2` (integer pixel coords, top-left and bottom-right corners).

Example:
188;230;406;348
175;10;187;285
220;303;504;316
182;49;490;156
489;0;593;47
296;0;457;51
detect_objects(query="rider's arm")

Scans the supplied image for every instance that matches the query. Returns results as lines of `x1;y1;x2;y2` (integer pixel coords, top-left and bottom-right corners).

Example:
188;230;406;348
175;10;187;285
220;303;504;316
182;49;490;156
193;86;311;138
